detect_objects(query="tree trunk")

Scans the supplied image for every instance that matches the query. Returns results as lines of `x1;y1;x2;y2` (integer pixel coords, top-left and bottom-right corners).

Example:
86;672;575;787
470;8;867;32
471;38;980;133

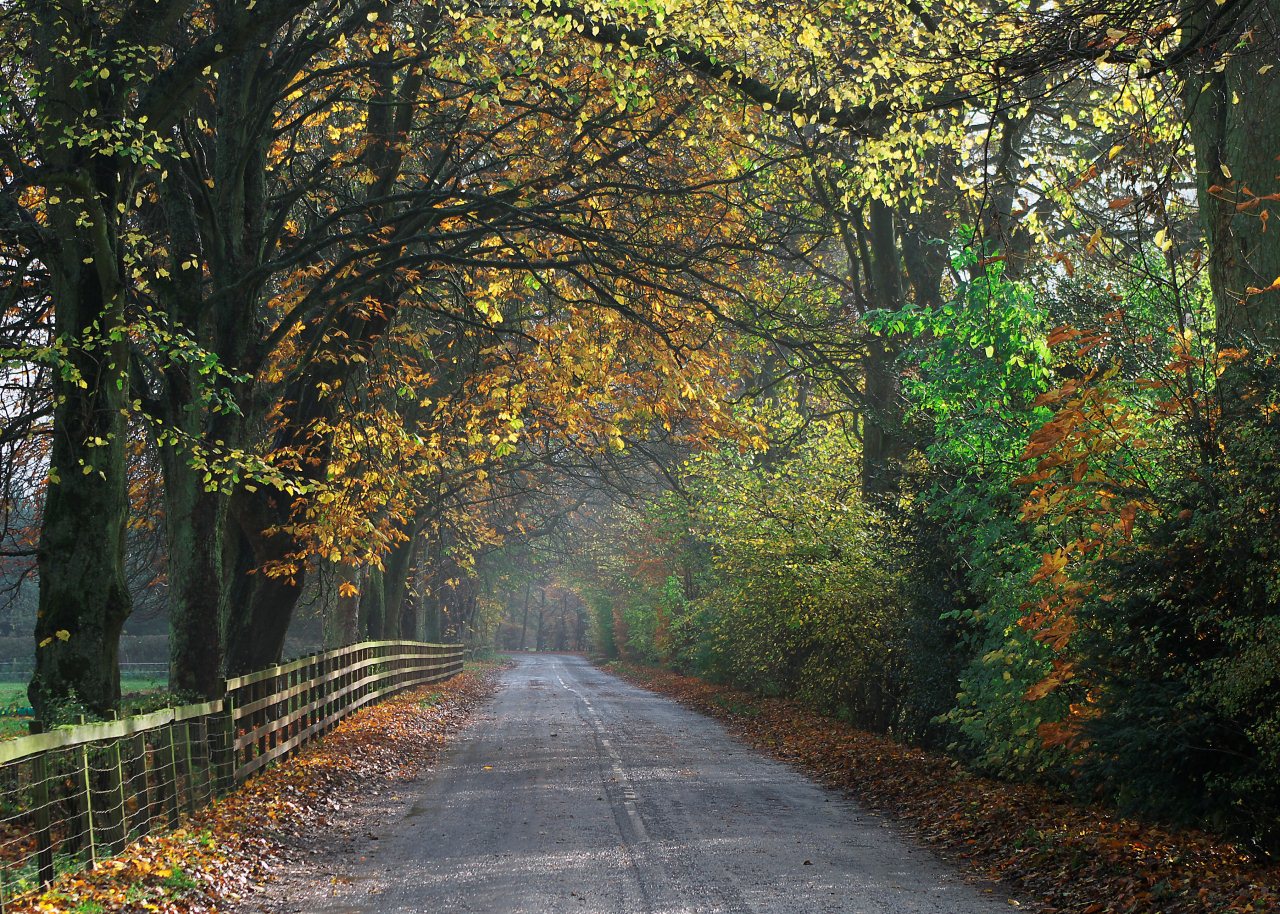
359;567;386;640
422;593;442;642
217;41;428;671
160;457;226;698
980;95;1041;277
153;50;275;686
31;280;132;717
152;173;234;700
398;586;419;640
380;532;417;639
221;489;303;675
900;223;948;311
1183;0;1280;346
396;542;421;640
518;580;532;649
28;5;134;720
535;589;547;651
862;200;906;497
322;562;361;648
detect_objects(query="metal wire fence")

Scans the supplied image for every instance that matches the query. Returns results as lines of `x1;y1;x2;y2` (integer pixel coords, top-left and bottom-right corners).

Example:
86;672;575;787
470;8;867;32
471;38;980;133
0;701;229;906
0;639;464;908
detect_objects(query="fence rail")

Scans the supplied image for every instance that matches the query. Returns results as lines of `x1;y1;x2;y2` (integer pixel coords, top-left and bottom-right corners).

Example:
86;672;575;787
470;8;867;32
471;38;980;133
0;640;464;907
225;641;464;781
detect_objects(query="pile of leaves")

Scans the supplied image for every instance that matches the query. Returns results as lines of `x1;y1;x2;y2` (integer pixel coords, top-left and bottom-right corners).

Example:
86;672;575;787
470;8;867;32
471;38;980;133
12;663;504;913
608;661;1280;914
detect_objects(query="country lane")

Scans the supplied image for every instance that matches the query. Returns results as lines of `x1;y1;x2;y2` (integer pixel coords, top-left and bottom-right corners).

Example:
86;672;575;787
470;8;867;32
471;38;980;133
259;653;1022;914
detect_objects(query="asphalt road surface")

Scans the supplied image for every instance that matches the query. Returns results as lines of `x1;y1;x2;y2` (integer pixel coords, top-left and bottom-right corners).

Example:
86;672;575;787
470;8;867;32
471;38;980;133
290;654;1019;914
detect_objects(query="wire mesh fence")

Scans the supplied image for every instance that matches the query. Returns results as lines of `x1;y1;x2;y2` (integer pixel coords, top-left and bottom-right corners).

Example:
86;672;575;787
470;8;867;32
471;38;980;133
226;640;465;781
0;639;463;909
0;700;229;907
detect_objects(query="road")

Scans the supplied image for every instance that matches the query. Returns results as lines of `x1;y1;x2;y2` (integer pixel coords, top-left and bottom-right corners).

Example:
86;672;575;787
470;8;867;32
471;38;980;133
282;654;1019;914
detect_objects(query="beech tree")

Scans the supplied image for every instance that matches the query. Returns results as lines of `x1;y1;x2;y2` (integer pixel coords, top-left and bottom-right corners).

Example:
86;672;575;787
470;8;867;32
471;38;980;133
3;0;1272;722
2;0;339;715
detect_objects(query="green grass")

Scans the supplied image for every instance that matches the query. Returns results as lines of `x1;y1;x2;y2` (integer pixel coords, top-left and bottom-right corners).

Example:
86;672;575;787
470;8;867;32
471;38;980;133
0;676;167;708
0;676;169;738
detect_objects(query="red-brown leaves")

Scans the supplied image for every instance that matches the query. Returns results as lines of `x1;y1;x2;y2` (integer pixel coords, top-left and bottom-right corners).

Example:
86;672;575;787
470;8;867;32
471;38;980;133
13;664;503;914
610;661;1280;914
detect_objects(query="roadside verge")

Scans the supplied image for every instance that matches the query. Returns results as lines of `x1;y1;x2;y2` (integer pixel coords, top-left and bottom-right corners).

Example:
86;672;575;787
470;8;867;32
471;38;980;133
604;661;1279;914
12;660;506;914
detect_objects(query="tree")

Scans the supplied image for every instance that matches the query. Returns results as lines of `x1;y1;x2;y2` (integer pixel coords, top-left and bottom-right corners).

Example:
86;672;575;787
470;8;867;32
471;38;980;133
1180;0;1280;344
1;0;328;715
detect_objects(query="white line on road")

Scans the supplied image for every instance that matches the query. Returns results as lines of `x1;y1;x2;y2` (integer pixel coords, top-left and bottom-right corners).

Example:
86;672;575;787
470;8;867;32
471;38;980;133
557;666;650;843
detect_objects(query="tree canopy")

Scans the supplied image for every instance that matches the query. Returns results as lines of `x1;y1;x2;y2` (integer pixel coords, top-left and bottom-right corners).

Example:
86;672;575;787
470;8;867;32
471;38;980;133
2;0;1279;860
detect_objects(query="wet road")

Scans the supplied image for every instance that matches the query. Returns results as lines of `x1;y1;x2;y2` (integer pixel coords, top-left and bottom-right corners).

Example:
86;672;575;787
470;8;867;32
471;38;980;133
292;654;1017;914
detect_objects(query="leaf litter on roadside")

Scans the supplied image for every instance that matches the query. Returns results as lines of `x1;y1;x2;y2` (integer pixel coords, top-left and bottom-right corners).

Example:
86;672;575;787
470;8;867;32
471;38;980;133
608;661;1280;914
12;662;506;914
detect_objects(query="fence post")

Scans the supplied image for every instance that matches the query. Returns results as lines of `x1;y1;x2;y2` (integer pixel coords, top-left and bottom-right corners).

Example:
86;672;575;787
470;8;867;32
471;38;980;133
310;657;320;732
355;647;366;706
334;650;343;726
193;716;211;798
104;714;130;854
181;720;198;815
347;648;356;718
289;665;300;747
129;732;150;838
258;677;271;760
338;650;348;723
282;667;293;753
77;717;97;867
271;671;281;755
324;653;332;731
159;723;180;830
221;686;237;789
29;723;54;888
144;737;163;831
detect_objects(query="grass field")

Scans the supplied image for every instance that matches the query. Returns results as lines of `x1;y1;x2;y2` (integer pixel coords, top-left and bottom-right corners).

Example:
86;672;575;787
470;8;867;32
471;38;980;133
0;675;170;738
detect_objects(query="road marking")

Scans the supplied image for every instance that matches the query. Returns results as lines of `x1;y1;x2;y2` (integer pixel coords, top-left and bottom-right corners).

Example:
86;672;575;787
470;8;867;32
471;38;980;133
556;668;650;843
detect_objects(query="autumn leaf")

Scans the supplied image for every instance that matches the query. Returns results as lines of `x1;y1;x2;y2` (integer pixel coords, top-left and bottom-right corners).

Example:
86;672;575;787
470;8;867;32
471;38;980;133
611;663;1280;914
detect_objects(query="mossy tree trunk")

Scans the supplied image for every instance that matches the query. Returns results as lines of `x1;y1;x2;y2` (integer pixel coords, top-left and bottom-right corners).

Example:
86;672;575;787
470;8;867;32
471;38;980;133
32;222;133;719
28;1;133;719
1183;0;1280;347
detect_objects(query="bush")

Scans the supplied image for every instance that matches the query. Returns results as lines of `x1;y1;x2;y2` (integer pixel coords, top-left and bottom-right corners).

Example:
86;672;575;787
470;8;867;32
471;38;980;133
1079;360;1280;856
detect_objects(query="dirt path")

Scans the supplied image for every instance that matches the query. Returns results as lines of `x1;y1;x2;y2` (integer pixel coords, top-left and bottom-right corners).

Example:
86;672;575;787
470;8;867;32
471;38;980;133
246;654;1022;914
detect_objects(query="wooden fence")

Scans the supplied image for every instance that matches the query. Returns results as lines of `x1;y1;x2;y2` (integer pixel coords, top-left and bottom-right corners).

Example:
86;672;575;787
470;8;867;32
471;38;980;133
0;640;464;908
